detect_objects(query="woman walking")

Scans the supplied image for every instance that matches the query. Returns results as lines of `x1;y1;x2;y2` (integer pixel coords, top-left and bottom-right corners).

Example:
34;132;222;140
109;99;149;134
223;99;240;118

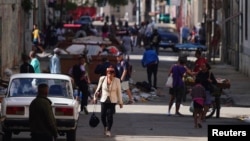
94;66;123;137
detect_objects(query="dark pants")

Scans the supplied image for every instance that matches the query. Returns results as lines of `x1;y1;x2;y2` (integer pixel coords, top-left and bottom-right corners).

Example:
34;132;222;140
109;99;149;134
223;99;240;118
147;63;158;88
77;81;90;111
31;133;53;141
101;102;116;131
173;86;185;103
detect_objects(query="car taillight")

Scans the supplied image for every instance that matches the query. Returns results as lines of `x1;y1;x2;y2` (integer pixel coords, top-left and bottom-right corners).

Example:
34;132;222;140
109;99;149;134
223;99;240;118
55;107;73;116
6;106;25;115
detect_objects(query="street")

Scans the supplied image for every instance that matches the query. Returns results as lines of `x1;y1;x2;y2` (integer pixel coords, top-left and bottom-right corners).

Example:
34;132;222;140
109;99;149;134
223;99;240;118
6;47;250;141
9;105;249;141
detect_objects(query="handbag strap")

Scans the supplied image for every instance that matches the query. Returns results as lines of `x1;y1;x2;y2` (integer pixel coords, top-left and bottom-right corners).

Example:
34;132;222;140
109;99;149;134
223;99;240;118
93;103;97;113
97;76;106;92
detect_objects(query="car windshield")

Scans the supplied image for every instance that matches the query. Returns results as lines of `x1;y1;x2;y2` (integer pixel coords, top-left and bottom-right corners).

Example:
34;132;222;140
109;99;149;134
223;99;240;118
8;78;72;98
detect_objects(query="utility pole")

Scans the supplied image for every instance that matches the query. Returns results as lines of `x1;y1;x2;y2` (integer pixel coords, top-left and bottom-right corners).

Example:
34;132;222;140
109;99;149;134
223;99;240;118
207;0;212;62
212;0;218;64
136;0;141;25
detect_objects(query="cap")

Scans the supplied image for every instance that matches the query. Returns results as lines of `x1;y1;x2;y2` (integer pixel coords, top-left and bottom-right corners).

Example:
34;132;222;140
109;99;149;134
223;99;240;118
53;48;61;53
116;52;123;57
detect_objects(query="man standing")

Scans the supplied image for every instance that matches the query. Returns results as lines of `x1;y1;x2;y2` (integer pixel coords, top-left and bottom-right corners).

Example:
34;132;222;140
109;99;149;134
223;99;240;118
116;52;134;104
29;83;57;141
29;51;41;73
181;25;190;43
50;48;61;74
150;29;161;55
71;56;91;114
141;46;159;89
20;54;35;73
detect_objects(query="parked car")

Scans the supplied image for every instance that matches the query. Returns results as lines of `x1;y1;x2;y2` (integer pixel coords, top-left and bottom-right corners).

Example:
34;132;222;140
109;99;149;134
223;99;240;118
154;23;180;52
74;16;93;26
0;73;80;141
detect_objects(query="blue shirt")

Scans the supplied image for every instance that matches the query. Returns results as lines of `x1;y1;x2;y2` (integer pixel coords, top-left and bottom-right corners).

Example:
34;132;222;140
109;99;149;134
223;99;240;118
141;49;159;67
182;27;190;38
50;54;61;74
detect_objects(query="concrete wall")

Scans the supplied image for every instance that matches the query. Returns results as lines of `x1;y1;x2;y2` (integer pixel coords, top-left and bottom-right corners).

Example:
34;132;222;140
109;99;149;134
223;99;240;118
0;0;23;77
239;0;250;76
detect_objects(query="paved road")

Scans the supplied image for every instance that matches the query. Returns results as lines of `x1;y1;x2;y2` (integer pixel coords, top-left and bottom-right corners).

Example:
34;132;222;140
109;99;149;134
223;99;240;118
6;47;250;141
9;104;249;141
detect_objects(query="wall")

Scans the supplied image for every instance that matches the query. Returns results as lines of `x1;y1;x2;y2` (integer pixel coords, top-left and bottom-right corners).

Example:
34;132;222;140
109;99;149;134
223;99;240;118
0;0;23;78
240;0;250;76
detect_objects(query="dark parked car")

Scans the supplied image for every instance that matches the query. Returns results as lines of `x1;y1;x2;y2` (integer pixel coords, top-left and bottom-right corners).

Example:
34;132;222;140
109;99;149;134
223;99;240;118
155;23;180;52
74;16;92;26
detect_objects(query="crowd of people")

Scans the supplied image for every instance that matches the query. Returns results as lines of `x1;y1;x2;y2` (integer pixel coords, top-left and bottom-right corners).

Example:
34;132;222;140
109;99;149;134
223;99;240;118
166;49;218;129
18;17;221;139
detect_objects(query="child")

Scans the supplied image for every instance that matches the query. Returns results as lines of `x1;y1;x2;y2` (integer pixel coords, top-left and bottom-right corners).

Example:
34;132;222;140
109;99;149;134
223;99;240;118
190;77;206;128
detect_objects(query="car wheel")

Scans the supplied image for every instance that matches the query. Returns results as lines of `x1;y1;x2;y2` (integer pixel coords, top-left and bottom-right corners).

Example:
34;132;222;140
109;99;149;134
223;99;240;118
2;129;12;141
66;129;76;141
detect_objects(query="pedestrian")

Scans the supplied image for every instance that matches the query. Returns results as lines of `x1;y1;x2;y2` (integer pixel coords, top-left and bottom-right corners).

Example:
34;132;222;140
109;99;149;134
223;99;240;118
93;66;123;137
29;83;57;141
190;77;206;128
20;54;35;73
94;57;111;77
50;48;61;74
198;22;206;45
193;50;207;74
56;23;66;41
32;24;45;53
181;25;190;43
121;30;133;57
150;28;161;55
141;46;159;89
167;56;193;116
29;50;41;73
116;52;134;104
196;63;217;121
211;22;221;56
71;56;91;115
102;22;109;39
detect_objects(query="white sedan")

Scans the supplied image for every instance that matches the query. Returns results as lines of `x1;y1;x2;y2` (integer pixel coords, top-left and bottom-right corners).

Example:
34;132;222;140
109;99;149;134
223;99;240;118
0;73;80;141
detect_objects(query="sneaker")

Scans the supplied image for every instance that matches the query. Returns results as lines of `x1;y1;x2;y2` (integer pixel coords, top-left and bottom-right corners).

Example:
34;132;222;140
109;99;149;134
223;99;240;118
167;111;171;116
105;131;111;137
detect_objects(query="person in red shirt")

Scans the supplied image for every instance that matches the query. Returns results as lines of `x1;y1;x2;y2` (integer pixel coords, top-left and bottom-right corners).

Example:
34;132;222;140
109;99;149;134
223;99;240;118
193;50;207;73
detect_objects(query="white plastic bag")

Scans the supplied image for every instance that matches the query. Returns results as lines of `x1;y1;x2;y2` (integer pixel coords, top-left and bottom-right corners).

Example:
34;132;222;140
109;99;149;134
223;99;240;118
165;74;173;88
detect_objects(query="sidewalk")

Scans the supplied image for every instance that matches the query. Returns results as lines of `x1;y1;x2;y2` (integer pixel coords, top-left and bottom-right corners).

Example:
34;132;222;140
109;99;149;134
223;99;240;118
211;63;250;107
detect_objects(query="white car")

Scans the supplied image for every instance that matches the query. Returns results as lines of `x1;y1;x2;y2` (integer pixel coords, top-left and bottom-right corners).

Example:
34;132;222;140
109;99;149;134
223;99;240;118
0;73;80;141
